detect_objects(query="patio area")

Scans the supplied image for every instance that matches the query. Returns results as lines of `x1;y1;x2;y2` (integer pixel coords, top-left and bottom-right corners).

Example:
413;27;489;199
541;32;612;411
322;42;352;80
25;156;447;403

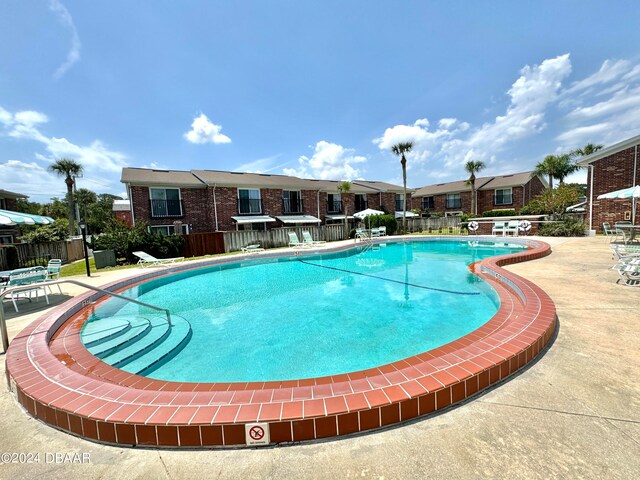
0;236;638;479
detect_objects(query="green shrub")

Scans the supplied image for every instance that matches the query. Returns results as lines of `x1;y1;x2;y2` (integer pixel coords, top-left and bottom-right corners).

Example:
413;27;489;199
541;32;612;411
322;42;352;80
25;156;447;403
538;219;585;237
91;220;184;263
481;209;516;217
364;214;398;235
19;219;70;243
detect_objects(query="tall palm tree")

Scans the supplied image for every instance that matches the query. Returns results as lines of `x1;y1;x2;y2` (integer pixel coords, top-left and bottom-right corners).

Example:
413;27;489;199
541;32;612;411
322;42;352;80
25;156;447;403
532;154;560;189
337;181;352;240
572;143;604;157
48;158;84;236
553;153;581;184
464;160;486;215
391;142;413;232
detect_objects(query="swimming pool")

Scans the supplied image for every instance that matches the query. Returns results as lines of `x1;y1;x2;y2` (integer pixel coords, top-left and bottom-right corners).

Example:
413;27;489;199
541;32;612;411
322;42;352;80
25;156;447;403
80;240;527;382
7;236;557;448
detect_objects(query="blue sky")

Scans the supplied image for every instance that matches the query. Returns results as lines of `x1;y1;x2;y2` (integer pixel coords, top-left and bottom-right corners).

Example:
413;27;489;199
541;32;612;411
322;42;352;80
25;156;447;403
2;1;640;203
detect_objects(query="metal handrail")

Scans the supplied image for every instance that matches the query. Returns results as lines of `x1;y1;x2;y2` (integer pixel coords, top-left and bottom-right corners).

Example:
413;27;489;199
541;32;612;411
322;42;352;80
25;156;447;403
0;278;172;353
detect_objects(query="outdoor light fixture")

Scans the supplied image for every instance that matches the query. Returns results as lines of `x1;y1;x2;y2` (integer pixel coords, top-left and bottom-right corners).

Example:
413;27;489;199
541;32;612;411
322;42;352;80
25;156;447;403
79;220;91;277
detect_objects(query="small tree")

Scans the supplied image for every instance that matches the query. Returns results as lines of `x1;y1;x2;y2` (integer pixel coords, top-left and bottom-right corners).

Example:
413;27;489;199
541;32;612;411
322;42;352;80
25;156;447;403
391;142;413;232
464;160;486;215
337;181;352;240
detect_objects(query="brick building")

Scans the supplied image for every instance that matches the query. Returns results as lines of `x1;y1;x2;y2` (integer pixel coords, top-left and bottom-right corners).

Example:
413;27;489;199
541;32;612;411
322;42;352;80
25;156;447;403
0;189;28;244
121;168;408;233
577;133;640;232
411;172;546;216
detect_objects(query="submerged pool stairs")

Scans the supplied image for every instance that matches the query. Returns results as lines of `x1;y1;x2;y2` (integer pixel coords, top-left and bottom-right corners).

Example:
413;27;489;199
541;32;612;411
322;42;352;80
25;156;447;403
84;314;192;376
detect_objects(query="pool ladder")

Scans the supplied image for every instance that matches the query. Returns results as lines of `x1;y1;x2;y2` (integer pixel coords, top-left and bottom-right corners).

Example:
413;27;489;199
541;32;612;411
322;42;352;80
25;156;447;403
0;279;171;354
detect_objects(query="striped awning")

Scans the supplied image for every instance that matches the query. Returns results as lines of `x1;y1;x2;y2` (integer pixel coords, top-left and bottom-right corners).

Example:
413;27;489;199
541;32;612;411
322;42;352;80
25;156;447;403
275;215;321;224
231;215;277;224
0;209;55;226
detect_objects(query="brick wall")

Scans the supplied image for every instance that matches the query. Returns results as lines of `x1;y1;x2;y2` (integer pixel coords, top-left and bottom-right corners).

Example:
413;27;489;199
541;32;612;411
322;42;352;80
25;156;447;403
587;145;640;232
130;186;214;233
212;187;238;231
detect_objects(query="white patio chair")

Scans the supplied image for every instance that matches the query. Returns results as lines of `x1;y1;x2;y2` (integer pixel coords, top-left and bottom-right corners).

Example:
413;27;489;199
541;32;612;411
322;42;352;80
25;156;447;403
302;231;326;246
287;232;306;248
1;267;50;312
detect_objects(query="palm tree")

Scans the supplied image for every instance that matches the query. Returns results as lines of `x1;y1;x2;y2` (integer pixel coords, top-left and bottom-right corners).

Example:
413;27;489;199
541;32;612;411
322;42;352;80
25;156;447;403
532;154;560;189
391;142;413;232
553;153;581;185
337;181;352;240
572;143;604;157
464;160;486;215
48;158;84;236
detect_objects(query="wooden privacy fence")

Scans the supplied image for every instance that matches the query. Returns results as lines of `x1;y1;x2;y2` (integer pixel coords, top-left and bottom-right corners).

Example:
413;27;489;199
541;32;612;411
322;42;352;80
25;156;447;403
0;239;84;270
182;232;225;257
406;216;462;233
223;225;344;253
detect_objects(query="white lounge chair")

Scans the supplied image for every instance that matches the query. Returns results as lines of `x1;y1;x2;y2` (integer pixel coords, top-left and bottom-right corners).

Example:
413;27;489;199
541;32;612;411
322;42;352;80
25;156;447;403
616;259;640;286
287;232;306;248
370;227;381;237
378;226;387;236
132;251;184;268
241;244;264;254
302;231;326;246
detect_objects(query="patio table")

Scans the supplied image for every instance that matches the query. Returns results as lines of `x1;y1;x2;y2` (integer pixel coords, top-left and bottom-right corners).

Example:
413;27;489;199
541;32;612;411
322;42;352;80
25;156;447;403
615;224;640;243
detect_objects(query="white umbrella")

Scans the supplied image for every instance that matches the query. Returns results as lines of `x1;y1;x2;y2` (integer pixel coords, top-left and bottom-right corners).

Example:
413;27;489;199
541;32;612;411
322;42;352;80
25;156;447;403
597;185;640;223
353;208;384;219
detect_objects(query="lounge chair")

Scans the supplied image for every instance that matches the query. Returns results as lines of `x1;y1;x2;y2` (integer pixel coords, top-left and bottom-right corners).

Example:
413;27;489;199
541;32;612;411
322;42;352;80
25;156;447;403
1;267;49;312
302;231;326;246
46;259;63;294
132;251;184;268
370;227;381;237
241;244;264;254
287;232;307;248
378;226;387;236
616;259;640;286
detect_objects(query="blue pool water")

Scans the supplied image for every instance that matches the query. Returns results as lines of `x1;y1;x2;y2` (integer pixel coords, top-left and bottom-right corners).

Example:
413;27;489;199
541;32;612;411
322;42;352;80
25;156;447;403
81;240;526;382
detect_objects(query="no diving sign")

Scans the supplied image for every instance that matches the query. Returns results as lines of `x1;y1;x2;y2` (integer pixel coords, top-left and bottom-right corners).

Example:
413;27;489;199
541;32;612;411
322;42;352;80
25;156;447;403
245;423;270;446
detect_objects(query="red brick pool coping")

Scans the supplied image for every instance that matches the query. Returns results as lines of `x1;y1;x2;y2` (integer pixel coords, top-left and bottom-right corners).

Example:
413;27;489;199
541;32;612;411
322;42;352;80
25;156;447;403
6;236;556;447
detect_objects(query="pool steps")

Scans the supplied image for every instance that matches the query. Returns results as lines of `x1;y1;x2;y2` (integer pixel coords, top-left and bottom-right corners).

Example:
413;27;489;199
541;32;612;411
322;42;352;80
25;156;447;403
87;316;153;358
81;317;130;347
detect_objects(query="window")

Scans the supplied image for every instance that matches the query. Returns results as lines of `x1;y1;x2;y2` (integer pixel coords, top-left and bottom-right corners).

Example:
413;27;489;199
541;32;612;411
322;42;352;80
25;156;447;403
446;193;461;209
283;190;303;213
422;196;435;210
0;198;6;210
150;188;182;217
149;224;189;236
395;194;405;211
0;234;14;244
494;188;513;205
327;193;342;213
238;189;262;214
354;194;367;211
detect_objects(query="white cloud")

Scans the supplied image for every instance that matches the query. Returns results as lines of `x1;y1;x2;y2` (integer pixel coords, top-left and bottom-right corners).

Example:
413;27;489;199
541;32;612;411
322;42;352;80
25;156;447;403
234;154;285;174
374;54;573;181
284;141;367;180
49;0;81;79
564;59;632;95
0;160;66;198
184;113;231;144
1;105;128;174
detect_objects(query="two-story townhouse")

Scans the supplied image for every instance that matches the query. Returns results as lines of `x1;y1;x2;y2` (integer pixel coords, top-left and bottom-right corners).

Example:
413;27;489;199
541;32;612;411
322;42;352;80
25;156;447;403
122;168;212;234
123;167;408;233
351;180;413;217
577;133;640;232
411;172;546;216
477;172;546;213
191;170;322;231
0;189;29;244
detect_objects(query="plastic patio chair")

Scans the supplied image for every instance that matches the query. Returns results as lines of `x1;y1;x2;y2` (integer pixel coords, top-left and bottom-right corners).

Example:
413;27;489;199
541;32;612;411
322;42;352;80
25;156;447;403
287;232;307;248
46;259;63;294
2;267;49;312
302;231;326;246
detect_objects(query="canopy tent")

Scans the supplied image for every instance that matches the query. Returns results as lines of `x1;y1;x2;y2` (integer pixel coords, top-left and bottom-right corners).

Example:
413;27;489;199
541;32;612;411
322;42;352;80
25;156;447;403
0;209;55;226
353;208;384;219
597;185;640;223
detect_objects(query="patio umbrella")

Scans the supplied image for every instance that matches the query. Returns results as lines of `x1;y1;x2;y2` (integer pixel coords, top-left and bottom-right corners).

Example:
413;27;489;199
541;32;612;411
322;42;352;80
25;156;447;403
597;185;640;223
0;209;55;225
353;208;384;219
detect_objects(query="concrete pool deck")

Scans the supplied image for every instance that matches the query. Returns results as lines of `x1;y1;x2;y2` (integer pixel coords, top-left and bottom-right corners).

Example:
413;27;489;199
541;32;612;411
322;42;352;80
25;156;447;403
0;236;638;479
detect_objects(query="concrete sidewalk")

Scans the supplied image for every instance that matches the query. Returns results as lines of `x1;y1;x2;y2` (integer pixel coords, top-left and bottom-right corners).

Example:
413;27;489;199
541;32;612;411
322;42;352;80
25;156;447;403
0;236;638;480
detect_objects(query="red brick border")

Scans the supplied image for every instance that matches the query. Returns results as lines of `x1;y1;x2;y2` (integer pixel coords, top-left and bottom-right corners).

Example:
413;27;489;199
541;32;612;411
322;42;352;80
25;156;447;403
6;236;556;447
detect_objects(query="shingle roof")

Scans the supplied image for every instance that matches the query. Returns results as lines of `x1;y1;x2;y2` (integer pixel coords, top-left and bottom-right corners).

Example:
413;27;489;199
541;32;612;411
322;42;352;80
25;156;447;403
0;189;28;199
121;168;206;187
412;172;541;197
478;172;539;190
